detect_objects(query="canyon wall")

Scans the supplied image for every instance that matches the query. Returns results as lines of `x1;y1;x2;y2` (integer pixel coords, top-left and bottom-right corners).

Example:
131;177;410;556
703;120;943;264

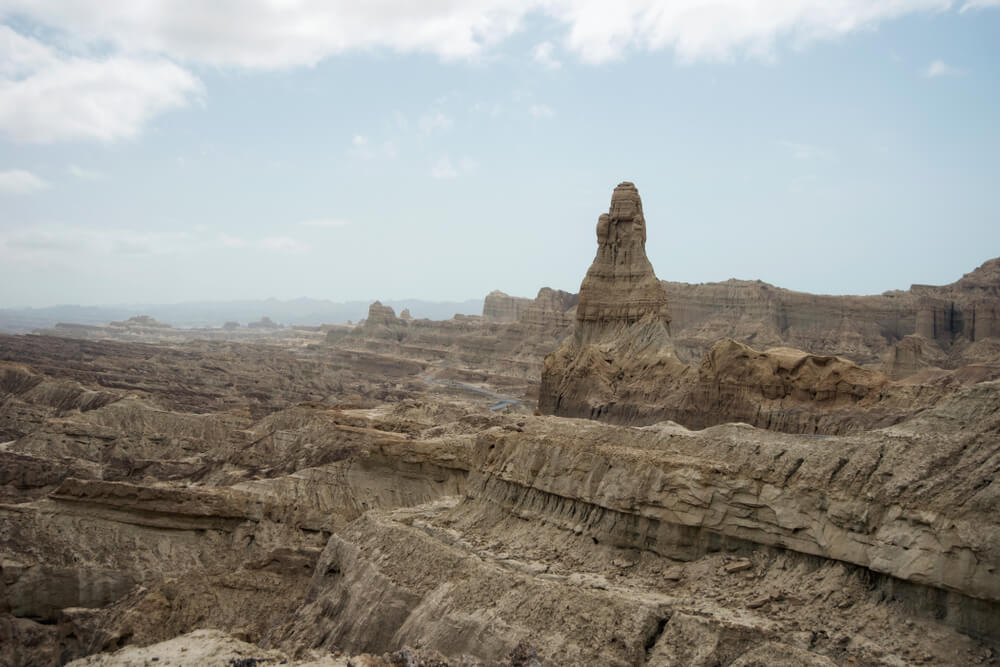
664;257;1000;368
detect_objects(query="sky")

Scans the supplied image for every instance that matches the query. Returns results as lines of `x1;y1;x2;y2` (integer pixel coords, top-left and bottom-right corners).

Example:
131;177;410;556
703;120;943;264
1;1;999;308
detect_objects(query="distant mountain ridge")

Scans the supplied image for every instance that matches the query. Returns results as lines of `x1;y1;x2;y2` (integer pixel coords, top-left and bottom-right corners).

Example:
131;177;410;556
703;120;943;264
0;297;484;333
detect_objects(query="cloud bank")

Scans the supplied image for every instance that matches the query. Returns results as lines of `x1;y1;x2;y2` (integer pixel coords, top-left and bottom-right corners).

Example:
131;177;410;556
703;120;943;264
0;1;985;142
0;168;48;193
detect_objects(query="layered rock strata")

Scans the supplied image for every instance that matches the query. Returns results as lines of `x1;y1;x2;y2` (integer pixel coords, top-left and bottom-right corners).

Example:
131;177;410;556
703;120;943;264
663;257;1000;368
540;183;1000;432
363;301;400;328
2;335;998;665
482;291;533;322
519;287;577;327
575;182;670;342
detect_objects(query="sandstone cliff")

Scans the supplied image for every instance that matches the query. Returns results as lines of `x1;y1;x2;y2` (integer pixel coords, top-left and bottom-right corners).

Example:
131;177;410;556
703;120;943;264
483;288;577;327
482;291;533;322
663;257;1000;369
519;287;577;327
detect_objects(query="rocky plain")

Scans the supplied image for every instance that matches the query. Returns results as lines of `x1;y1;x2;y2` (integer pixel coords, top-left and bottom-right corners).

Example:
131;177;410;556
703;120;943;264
2;182;1000;666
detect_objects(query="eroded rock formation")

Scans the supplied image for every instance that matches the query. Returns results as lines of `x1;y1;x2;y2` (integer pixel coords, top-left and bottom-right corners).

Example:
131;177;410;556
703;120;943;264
540;183;1000;433
4;182;1000;666
483;291;533;322
363;301;401;328
576;182;670;342
2;314;999;665
661;257;1000;368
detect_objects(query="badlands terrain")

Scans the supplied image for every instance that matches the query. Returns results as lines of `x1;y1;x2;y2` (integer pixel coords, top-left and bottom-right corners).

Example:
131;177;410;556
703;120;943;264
2;182;1000;666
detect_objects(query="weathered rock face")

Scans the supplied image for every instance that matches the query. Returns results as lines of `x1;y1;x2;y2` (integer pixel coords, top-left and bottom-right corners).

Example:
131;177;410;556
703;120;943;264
2;332;999;666
511;256;1000;373
881;334;948;380
539;182;688;423
363;301;400;328
482;291;532;322
482;288;577;328
575;182;669;342
540;183;1000;433
519;288;577;327
664;257;1000;369
661;279;909;366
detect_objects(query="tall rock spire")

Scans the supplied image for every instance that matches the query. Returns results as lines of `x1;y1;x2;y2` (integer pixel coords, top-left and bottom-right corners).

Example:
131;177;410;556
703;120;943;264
575;182;669;341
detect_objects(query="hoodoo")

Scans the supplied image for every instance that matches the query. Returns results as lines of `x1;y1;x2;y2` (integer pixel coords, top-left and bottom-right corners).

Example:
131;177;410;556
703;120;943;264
538;182;1000;433
539;181;688;421
575;181;670;342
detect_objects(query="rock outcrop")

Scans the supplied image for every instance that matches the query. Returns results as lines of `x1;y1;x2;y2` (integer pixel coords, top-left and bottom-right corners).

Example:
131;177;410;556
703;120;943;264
881;334;948;380
2;324;999;666
539;182;690;423
483;288;577;328
663;257;1000;369
482;291;533;322
363;301;401;329
540;183;1000;433
575;182;670;342
5;184;1000;666
520;288;577;327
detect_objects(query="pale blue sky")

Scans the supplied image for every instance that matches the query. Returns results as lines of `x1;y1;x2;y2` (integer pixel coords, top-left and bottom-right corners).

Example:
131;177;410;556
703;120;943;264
1;2;998;307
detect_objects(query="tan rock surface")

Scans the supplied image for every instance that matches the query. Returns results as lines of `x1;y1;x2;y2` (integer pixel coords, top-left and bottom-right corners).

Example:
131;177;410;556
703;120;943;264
3;186;1000;665
483;290;533;322
364;301;401;328
575;181;670;342
540;182;1000;433
663;256;1000;370
1;331;998;666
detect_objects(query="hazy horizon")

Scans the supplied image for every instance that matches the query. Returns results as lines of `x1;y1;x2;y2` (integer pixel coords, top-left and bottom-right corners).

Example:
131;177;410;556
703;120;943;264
2;251;996;312
2;2;999;309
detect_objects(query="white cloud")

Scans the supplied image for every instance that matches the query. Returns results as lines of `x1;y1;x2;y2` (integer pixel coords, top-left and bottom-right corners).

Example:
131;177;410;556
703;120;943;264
298;218;351;228
2;225;195;259
430;155;478;180
0;1;530;66
529;104;555;118
0;1;956;69
68;164;107;180
0;27;203;143
217;232;308;252
779;140;830;160
0;225;311;266
430;156;458;181
533;40;561;70
217;232;248;249
350;134;397;160
960;0;1000;11
0;2;966;145
257;236;308;253
923;59;963;77
0;23;56;76
419;111;453;134
472;101;503;118
0;168;49;193
550;1;953;64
